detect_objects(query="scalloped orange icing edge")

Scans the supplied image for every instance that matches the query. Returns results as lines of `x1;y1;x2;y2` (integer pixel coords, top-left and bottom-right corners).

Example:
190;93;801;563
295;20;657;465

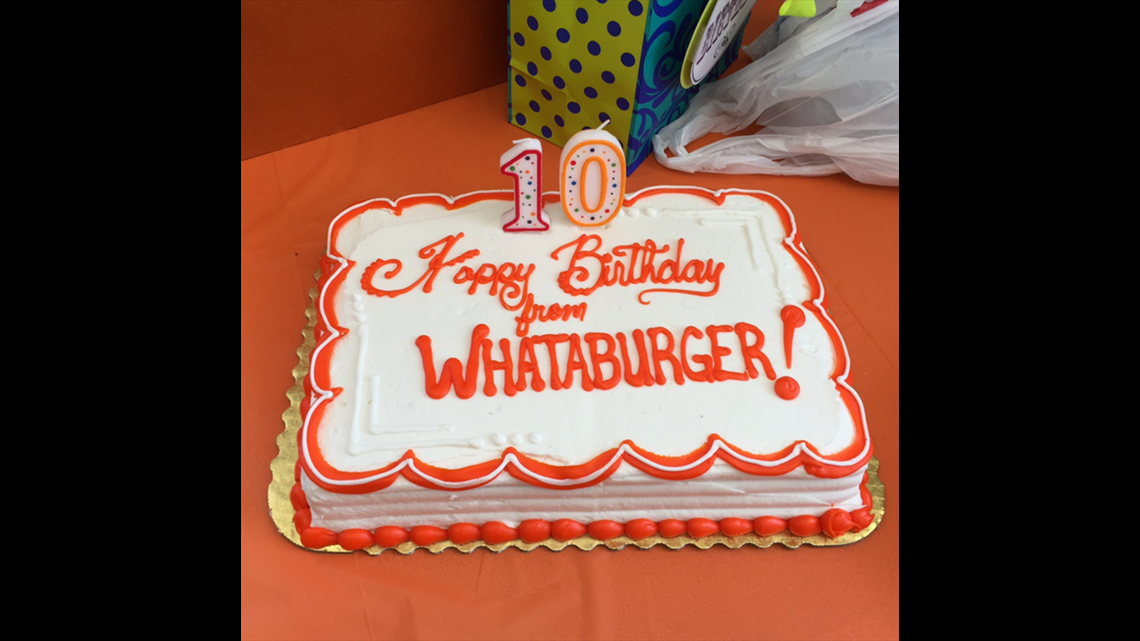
300;188;872;494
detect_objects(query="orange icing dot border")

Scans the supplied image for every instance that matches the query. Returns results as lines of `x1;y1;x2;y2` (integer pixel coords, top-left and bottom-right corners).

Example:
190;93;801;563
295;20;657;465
288;466;879;550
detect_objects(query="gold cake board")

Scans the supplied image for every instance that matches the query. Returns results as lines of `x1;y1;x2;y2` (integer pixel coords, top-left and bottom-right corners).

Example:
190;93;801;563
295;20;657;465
269;279;885;554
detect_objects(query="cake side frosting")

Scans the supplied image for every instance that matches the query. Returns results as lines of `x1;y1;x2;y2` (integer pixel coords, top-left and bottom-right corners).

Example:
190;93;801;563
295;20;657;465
301;461;869;531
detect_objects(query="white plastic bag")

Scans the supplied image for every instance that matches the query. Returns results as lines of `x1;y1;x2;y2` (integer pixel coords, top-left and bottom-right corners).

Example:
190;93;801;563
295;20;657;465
653;0;899;185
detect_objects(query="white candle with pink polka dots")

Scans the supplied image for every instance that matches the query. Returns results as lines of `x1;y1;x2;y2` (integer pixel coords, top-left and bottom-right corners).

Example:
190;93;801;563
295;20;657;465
500;138;550;232
559;120;626;228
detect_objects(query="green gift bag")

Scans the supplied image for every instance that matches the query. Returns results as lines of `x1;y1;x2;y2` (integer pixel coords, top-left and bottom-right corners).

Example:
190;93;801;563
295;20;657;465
508;0;752;175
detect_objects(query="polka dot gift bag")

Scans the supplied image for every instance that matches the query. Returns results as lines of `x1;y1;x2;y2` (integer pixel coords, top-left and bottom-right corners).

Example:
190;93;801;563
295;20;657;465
508;0;753;175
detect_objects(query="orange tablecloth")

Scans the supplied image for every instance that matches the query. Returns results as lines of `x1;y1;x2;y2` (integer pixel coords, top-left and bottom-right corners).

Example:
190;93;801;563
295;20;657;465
240;82;899;639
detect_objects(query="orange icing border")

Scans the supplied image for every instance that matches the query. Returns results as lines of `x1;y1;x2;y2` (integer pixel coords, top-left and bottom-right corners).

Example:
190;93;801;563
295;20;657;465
301;188;872;495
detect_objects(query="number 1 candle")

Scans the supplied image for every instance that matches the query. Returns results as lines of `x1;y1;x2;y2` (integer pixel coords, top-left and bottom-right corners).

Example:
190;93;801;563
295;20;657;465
500;138;550;232
560;120;626;228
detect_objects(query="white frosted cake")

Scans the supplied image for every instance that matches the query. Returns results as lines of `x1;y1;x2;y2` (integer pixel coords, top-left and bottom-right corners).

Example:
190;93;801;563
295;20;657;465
290;187;873;550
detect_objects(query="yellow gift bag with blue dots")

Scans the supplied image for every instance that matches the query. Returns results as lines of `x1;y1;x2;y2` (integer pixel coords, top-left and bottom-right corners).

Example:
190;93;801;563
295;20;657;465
508;0;752;175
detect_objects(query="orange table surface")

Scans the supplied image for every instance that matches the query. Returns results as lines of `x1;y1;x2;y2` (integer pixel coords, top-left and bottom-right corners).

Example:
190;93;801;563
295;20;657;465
240;83;899;640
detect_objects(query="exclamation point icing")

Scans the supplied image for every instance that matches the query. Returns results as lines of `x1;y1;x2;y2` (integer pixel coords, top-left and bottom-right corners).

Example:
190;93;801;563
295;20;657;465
780;305;805;368
776;305;805;400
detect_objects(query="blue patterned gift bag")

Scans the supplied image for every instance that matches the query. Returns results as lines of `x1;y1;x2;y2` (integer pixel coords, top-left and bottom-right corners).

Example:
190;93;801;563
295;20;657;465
508;0;751;175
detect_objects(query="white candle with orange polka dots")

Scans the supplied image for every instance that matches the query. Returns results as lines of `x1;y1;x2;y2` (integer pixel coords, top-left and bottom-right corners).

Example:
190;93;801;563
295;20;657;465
500;138;550;232
559;120;626;228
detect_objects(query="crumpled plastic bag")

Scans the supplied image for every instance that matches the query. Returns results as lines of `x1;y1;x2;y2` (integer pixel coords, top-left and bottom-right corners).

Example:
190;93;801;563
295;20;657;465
653;0;899;185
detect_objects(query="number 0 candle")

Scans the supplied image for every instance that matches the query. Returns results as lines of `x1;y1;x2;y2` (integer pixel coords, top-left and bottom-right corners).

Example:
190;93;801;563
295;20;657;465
559;121;626;227
500;138;550;233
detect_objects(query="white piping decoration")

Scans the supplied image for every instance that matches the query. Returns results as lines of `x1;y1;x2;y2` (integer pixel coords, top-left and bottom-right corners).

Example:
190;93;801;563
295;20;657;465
348;323;369;453
368;375;381;434
698;215;763;271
